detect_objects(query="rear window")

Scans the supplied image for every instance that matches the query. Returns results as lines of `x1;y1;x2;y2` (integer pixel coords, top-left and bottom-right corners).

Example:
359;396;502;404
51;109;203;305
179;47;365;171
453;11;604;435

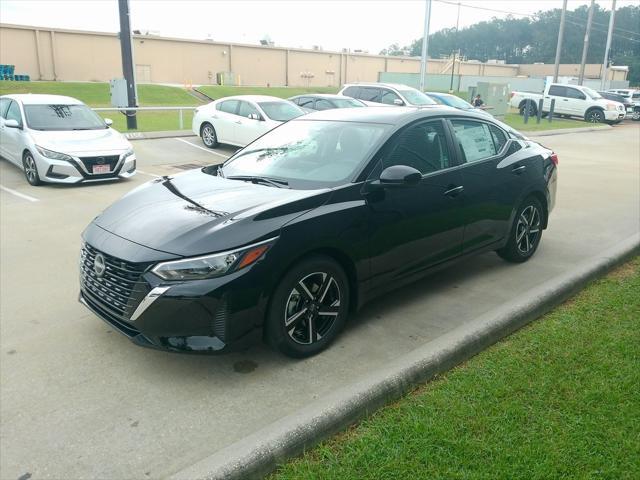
548;85;567;97
342;86;360;98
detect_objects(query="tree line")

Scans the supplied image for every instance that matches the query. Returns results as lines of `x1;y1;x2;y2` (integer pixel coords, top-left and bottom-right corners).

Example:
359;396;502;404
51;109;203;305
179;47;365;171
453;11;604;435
380;4;640;84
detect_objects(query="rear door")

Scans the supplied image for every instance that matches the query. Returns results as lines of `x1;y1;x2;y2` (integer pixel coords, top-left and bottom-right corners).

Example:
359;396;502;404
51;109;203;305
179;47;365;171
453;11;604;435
448;118;531;252
545;85;570;114
358;87;382;106
213;99;240;143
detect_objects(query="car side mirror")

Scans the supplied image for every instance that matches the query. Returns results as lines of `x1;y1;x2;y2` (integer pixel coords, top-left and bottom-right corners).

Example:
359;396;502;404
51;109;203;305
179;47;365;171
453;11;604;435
393;98;405;106
104;118;113;127
248;113;261;121
4;119;21;129
379;165;422;187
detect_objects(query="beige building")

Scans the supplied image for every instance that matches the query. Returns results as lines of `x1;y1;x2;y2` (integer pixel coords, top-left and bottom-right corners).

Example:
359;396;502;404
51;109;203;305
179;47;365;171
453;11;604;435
0;23;628;87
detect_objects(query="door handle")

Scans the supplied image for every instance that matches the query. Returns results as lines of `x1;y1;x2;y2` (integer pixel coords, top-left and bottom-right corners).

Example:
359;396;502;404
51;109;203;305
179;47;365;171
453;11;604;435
443;185;464;197
512;165;526;175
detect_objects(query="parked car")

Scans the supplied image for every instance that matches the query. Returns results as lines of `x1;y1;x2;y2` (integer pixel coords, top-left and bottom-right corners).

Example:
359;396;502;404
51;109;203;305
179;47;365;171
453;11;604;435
509;83;625;123
426;91;493;118
0;94;136;186
606;88;640;121
338;82;438;107
80;106;557;358
289;94;366;111
192;95;305;148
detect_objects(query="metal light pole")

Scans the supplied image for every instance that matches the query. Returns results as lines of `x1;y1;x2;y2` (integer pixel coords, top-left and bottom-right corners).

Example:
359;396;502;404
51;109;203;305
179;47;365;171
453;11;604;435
553;0;568;83
419;0;432;91
449;2;461;93
600;0;617;90
118;0;138;130
578;0;595;85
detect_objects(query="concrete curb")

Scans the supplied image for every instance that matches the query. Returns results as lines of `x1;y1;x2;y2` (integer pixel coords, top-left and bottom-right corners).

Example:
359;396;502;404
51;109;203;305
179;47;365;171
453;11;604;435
170;233;639;480
124;130;194;141
527;125;611;137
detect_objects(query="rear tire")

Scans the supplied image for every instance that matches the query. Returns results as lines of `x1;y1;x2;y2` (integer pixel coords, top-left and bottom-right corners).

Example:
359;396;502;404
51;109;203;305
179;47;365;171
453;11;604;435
265;255;349;358
497;196;544;263
22;151;42;186
519;102;537;117
200;122;218;148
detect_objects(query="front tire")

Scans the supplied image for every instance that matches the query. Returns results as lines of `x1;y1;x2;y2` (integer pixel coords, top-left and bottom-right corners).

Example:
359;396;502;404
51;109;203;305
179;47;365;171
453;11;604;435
585;109;604;123
632;108;640;121
265;255;349;358
22;151;42;186
497;197;544;263
200;122;218;148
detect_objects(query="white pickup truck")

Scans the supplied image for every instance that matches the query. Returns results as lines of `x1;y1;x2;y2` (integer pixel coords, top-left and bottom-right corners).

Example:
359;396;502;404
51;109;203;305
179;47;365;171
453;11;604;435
509;83;626;124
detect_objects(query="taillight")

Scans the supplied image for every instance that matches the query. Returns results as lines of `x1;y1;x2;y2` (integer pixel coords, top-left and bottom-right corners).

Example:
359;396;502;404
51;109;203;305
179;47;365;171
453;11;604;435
550;153;559;166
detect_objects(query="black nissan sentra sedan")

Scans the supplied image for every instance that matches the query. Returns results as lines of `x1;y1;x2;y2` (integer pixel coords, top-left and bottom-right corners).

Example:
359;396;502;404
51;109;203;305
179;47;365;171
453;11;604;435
79;106;557;358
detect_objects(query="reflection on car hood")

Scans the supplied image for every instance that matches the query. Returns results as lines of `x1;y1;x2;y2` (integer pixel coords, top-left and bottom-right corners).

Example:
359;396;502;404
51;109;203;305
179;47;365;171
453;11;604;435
28;128;131;154
94;169;330;256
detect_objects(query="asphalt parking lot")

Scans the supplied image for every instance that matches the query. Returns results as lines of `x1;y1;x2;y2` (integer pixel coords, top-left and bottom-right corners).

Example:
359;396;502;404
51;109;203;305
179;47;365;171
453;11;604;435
1;125;639;479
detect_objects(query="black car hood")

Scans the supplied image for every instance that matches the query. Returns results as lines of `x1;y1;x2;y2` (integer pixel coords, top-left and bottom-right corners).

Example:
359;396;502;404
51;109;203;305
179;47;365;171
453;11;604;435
94;169;330;256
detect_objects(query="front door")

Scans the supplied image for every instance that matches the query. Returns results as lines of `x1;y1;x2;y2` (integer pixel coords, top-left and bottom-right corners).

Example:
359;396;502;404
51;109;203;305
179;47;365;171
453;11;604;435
1;100;25;164
236;100;271;145
366;119;466;293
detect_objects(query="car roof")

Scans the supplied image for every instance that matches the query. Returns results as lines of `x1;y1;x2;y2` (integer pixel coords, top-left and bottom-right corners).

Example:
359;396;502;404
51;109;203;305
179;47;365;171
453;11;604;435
294;105;472;124
425;91;454;98
342;82;415;90
1;94;84;105
215;95;291;103
290;94;361;100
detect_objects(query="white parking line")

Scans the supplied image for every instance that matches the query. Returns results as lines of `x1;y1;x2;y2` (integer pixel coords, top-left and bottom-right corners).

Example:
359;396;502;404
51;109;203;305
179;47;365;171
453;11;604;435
175;138;229;159
137;170;161;178
0;185;39;202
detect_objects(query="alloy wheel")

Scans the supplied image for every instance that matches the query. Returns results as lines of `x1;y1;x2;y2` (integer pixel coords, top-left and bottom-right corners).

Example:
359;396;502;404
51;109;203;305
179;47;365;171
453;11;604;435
202;125;215;146
633;109;640;121
515;205;541;255
24;154;38;183
587;111;603;123
284;272;341;345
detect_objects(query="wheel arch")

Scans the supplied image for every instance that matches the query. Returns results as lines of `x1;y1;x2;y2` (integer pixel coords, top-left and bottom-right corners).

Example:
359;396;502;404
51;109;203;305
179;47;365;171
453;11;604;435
584;106;604;121
528;190;549;229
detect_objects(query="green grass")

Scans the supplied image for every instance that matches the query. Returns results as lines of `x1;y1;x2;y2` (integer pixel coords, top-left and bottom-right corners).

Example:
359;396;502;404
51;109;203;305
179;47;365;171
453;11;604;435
197;85;339;100
271;257;640;480
502;112;606;132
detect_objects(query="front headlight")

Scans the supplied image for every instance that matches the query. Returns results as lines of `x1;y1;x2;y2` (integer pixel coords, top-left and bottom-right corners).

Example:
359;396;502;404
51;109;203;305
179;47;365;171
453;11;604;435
606;103;618;111
35;146;74;162
151;238;276;281
123;147;135;159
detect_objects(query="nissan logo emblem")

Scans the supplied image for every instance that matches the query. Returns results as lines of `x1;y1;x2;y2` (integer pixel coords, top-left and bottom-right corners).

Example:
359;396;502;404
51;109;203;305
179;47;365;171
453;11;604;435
94;253;106;278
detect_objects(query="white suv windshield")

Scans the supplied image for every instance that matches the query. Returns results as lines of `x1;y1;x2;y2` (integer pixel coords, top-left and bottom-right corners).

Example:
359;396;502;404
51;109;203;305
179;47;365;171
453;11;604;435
582;87;602;100
24;104;106;131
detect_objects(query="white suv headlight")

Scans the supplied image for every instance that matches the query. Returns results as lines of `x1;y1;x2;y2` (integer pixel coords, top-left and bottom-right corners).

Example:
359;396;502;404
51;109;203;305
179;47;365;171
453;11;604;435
123;147;135;159
35;146;73;162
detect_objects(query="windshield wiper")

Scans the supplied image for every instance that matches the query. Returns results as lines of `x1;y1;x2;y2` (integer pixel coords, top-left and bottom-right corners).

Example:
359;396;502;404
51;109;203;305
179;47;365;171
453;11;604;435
225;175;289;188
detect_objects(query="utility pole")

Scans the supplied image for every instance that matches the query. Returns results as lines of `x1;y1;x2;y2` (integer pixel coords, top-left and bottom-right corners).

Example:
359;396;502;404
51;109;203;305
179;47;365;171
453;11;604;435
419;0;432;91
553;0;568;83
449;2;461;93
600;0;617;90
578;0;595;86
118;0;137;130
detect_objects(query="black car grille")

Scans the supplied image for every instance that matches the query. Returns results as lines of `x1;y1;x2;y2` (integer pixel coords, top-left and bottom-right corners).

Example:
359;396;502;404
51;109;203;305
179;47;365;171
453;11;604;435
78;155;120;173
80;243;151;320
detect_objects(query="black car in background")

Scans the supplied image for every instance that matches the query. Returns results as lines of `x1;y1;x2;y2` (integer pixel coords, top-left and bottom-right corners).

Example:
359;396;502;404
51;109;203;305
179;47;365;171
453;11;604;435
79;107;558;358
289;94;366;111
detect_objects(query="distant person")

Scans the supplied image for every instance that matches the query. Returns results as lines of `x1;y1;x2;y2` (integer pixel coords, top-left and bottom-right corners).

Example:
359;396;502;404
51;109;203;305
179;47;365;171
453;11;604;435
473;94;484;108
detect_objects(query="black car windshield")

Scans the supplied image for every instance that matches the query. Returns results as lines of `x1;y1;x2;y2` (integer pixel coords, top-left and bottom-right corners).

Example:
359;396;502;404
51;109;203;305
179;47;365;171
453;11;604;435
24;104;107;131
258;102;305;122
215;120;390;188
399;90;437;106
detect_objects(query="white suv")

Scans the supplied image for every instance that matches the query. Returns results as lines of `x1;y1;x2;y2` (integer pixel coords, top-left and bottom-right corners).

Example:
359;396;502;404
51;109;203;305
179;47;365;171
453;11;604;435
338;83;438;107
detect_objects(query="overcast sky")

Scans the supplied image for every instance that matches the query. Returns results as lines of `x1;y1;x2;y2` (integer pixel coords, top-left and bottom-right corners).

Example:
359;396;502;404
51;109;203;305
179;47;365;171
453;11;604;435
1;0;635;53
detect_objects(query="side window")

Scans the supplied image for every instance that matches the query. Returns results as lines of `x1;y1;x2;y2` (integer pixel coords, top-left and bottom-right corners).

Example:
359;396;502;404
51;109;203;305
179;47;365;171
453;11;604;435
359;87;381;103
5;101;23;125
565;88;585;100
0;98;11;119
488;124;507;152
216;100;239;115
380;89;401;105
296;97;315;108
451;120;497;163
238;101;260;119
315;99;333;111
548;85;567;97
383;120;451;175
342;86;360;99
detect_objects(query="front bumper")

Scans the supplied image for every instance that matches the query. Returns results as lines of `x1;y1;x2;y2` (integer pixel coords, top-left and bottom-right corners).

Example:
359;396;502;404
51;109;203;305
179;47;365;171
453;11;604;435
78;239;270;354
604;109;626;121
35;150;136;184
